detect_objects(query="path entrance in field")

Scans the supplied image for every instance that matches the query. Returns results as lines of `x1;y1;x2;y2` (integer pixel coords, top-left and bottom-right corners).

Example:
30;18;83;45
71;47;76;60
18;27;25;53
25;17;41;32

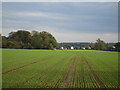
2;62;37;75
61;55;77;88
61;53;106;88
82;56;106;88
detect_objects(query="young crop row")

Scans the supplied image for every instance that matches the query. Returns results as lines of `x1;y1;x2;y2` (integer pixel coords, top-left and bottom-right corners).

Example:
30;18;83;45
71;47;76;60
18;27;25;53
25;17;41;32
2;49;118;88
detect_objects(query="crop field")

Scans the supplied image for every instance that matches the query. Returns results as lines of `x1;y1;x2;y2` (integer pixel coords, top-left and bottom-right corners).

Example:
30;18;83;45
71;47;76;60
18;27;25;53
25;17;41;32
2;49;118;88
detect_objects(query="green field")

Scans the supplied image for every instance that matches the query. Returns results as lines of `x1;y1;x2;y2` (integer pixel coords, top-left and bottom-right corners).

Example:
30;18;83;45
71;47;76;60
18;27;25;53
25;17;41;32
2;49;118;88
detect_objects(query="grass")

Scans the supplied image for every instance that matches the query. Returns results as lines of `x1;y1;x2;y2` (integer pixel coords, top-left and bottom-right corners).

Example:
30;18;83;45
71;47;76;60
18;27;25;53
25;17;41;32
2;49;118;88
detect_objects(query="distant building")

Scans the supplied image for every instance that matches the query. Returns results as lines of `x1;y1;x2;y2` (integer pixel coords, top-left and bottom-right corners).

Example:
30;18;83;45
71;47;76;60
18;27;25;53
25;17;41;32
61;47;64;50
71;46;74;50
112;46;116;49
81;47;85;50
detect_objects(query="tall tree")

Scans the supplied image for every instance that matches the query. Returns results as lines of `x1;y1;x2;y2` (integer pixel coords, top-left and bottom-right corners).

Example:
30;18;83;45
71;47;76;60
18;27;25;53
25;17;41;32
0;34;2;48
9;30;32;48
31;31;42;49
94;38;107;50
2;36;8;48
2;30;59;49
31;31;59;49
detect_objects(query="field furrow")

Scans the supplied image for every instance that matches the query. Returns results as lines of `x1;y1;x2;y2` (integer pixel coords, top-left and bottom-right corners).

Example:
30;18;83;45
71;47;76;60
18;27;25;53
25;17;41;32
2;49;118;88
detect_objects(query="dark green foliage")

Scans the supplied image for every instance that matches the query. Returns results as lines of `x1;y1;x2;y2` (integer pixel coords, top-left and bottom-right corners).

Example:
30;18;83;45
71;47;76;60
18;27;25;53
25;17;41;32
93;38;108;50
0;34;2;48
89;39;118;51
2;30;59;49
9;30;32;49
31;31;58;49
6;41;23;49
114;42;120;51
2;36;8;48
59;42;90;47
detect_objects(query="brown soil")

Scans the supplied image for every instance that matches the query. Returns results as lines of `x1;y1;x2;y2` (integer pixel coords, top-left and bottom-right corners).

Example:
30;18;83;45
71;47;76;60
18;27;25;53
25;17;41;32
52;78;61;88
2;62;37;75
11;75;35;88
61;55;76;88
81;56;85;88
83;56;106;88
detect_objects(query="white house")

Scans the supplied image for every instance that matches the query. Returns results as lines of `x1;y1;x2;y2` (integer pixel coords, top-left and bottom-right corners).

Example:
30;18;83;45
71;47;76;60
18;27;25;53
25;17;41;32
112;46;116;49
81;47;86;50
71;46;74;50
61;47;64;50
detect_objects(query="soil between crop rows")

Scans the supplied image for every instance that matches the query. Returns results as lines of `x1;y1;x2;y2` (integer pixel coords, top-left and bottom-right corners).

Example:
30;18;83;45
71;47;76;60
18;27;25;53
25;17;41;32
82;56;106;88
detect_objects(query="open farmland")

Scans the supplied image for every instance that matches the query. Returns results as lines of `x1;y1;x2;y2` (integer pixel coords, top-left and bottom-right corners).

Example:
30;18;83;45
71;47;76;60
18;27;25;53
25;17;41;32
2;49;118;88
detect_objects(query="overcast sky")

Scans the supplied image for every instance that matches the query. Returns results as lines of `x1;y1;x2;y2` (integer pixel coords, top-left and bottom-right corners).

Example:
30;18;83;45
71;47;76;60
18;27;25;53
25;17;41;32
2;2;118;43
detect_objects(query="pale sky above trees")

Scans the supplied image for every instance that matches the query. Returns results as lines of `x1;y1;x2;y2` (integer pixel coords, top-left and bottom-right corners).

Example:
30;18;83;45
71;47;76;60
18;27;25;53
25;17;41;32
2;2;118;43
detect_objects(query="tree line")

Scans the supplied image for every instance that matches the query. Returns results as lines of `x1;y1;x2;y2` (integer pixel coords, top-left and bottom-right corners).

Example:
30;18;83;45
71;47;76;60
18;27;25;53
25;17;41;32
60;39;120;51
1;30;59;49
89;38;120;51
0;30;120;51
